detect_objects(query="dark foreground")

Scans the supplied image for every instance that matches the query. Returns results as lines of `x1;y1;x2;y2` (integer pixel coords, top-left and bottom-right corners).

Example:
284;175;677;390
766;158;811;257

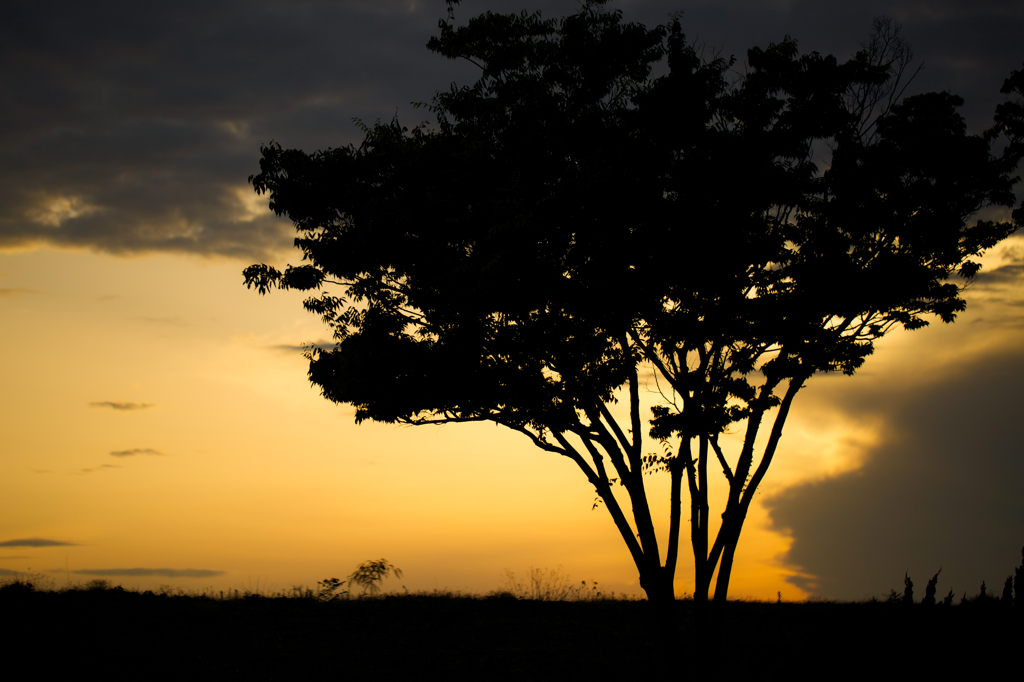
2;584;1018;679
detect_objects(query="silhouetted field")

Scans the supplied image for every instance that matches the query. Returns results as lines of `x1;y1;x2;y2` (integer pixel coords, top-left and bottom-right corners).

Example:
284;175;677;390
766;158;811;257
2;579;1019;679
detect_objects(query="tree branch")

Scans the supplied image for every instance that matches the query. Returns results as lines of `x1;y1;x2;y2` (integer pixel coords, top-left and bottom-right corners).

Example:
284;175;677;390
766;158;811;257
740;373;808;510
710;435;734;483
552;431;646;569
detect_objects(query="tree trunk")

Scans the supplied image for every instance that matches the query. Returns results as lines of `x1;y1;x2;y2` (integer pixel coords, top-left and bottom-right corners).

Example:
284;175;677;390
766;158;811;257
713;503;749;603
640;566;676;603
713;535;738;604
640;570;679;675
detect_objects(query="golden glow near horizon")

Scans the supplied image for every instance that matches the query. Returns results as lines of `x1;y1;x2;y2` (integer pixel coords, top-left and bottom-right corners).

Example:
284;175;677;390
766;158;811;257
2;239;1023;598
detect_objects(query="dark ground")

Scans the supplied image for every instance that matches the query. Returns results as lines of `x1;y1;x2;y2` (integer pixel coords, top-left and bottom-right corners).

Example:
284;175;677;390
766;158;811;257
1;583;1017;679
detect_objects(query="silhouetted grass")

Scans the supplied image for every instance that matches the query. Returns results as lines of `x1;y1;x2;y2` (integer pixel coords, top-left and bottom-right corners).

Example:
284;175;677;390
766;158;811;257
2;571;1020;680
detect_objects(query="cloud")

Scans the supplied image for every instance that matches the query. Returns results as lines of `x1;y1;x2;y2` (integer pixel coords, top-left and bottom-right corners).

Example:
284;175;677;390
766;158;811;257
0;1;455;260
0;568;24;577
24;193;100;226
0;538;77;548
89;401;154;411
765;347;1024;601
0;1;1018;260
109;448;164;457
0;287;42;296
269;340;336;354
974;264;1024;288
68;567;225;578
79;464;122;474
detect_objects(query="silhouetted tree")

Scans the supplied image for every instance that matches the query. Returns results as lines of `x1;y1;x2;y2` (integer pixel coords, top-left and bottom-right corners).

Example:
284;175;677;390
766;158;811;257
244;0;1024;606
904;572;914;605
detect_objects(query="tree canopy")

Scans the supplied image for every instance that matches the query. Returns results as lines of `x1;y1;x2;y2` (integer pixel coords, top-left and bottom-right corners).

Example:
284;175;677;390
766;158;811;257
244;0;1023;605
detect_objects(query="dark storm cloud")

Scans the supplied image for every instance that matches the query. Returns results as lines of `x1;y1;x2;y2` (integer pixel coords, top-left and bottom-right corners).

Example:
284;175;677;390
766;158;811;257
0;0;466;260
1;1;1019;259
0;538;77;548
90;401;155;411
765;348;1024;601
69;567;225;578
109;448;164;457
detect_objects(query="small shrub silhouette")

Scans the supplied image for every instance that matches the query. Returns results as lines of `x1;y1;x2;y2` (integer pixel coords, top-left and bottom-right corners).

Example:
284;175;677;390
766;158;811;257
0;579;35;597
316;577;348;601
348;559;402;597
942;589;955;607
903;572;914;605
922;570;940;607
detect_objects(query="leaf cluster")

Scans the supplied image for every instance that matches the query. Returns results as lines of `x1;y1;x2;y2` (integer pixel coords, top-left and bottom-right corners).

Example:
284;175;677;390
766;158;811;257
244;2;1022;451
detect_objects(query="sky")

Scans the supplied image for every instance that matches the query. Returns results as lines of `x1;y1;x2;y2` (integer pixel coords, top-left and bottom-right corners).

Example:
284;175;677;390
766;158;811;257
1;0;1023;601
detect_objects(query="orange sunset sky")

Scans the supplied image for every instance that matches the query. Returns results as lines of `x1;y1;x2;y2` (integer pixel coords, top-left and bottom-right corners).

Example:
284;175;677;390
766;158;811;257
3;0;1023;600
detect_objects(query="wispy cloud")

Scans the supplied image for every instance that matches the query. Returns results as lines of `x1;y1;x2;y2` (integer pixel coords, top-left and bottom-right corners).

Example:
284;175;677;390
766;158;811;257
68;567;225;578
0;287;42;296
109;448;164;458
0;538;77;548
973;263;1024;288
0;568;23;577
90;401;155;411
269;340;335;354
79;464;123;474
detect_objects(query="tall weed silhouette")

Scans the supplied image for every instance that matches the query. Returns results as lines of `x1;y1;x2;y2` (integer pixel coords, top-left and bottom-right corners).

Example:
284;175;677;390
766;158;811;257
903;572;914;605
497;567;603;601
922;570;940;607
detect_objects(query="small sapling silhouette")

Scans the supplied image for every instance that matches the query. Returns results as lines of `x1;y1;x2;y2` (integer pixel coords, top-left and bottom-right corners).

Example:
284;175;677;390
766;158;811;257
348;559;402;597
